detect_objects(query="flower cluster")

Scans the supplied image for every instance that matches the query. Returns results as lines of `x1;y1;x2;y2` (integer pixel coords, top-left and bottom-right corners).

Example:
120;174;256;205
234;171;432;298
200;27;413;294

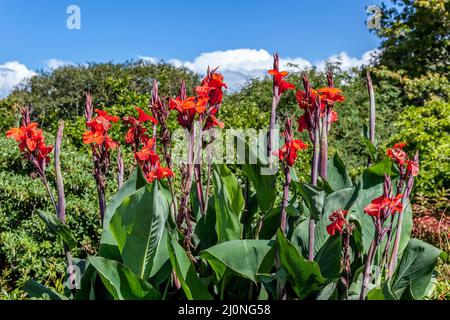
296;86;343;135
326;209;349;236
276;139;308;167
386;142;419;177
6;120;53;173
82;109;119;150
123;106;158;152
122;107;173;183
134;137;174;183
268;69;295;95
170;69;226;130
364;194;403;219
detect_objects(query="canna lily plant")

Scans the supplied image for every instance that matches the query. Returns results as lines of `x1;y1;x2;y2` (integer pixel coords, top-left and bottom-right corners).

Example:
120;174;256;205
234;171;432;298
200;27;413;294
7;56;444;301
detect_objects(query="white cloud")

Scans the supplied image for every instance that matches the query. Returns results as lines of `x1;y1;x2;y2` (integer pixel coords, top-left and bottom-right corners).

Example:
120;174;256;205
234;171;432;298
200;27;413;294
46;58;74;70
138;48;377;91
315;49;380;72
0;61;36;99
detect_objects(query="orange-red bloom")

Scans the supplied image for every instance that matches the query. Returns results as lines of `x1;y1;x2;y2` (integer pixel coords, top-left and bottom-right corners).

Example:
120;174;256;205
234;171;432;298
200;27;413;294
364;194;403;218
406;160;419;177
83;110;118;150
387;142;408;166
201;72;227;106
268;69;295;94
275;139;308;167
318;87;345;105
326;209;348;236
6;122;54;166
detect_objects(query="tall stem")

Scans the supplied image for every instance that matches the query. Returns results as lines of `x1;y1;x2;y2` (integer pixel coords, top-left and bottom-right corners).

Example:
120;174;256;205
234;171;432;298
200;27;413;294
280;164;291;234
117;147;124;189
366;70;376;165
268;93;280;162
319;116;329;180
308;127;320;260
360;239;377;300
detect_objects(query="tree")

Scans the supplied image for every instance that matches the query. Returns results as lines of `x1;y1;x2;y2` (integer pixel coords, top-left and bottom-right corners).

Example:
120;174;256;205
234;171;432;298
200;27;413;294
376;0;450;78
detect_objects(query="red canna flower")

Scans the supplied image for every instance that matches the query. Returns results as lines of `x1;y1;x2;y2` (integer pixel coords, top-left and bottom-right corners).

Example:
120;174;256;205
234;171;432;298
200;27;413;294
295;89;319;111
201;71;227;106
268;69;295;95
135;107;158;124
329;110;338;123
317;87;345;105
83;109;118;150
275;139;308;167
387;142;408;166
297;114;310;133
326;209;348;236
204;107;224;130
95;109;120;123
406;159;419;177
134;138;174;183
134;138;159;163
6;121;54;170
364;194;403;218
123;107;157;150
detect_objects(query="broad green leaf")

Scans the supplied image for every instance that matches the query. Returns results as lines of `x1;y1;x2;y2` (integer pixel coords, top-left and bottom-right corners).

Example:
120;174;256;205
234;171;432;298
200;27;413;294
110;182;168;279
316;281;339;300
36;210;77;249
168;237;213;300
295;183;325;220
367;281;397;300
314;235;342;280
99;167;147;260
239;136;277;212
201;240;273;283
194;195;218;250
275;230;326;299
23;280;67;300
391;239;442;300
326;152;353;191
366;158;397;176
212;164;244;242
88;256;160;300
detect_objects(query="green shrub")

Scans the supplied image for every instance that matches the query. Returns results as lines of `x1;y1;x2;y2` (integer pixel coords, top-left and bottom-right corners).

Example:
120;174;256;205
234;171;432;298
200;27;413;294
390;99;450;194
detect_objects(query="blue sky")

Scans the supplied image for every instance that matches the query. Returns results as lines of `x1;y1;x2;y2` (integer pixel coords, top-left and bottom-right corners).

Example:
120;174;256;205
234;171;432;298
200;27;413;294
0;0;384;96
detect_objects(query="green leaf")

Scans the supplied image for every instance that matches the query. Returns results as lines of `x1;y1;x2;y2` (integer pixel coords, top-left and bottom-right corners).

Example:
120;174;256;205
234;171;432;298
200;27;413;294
239;136;277;212
99;167;147;260
295;183;325;220
275;230;326;299
391;239;442;300
110;182;169;279
366;158;397;176
326;152;353;191
316;281;339;300
88;256;161;300
194;195;218;251
367;281;397;300
212;164;244;242
201;240;273;283
23;280;67;300
36;210;77;249
168;237;213;300
314;235;342;280
361;137;377;162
